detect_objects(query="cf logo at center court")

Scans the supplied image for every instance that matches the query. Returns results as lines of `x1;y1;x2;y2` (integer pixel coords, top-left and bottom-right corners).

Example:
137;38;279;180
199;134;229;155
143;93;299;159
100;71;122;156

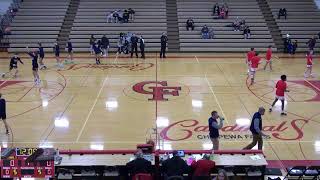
132;81;182;101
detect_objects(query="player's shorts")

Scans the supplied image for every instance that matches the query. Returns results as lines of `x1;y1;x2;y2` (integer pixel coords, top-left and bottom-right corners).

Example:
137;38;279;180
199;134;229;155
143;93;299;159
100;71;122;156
9;65;17;70
266;59;272;62
55;53;60;57
68;49;73;53
276;95;285;100
0;114;6;119
32;65;39;71
250;67;257;72
307;64;312;68
40;54;45;59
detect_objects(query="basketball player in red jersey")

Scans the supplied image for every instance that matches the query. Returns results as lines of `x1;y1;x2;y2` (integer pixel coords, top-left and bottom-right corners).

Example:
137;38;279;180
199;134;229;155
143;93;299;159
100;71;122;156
263;45;272;71
304;51;314;78
246;48;255;74
250;52;261;85
269;75;289;116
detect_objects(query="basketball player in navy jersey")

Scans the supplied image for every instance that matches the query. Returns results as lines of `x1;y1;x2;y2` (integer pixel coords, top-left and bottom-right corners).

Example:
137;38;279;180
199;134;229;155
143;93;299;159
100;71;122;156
53;42;63;70
38;42;47;70
66;40;74;63
0;93;9;134
26;47;40;85
93;41;102;64
2;53;24;78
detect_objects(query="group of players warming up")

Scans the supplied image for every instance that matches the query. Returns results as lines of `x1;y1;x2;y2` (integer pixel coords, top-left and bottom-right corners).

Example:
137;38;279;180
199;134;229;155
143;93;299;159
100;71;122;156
246;46;315;116
1;41;75;83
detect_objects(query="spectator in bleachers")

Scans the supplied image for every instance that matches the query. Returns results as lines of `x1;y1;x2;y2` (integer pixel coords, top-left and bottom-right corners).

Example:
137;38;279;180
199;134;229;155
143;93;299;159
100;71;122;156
130;34;139;58
243;107;267;150
218;7;226;19
160;32;168;58
212;3;220;16
106;11;114;23
232;17;241;31
186;18;195;31
212;169;229;180
101;35;109;57
278;8;287;19
191;154;215;179
126;149;152;178
162;150;189;179
89;35;96;55
123;9;129;23
139;36;145;59
201;25;209;39
128;8;135;21
292;40;298;54
213;3;220;16
113;11;119;23
117;10;124;23
306;36;316;52
243;26;251;39
209;28;215;39
223;3;229;17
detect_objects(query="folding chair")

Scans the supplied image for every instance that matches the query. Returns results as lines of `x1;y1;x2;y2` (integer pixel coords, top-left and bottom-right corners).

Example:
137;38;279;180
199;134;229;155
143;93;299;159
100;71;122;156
284;166;306;180
304;166;320;180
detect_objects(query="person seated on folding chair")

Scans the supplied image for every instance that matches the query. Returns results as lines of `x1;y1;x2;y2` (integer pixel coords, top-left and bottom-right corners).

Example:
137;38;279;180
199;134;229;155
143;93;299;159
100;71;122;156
201;25;209;39
162;150;189;179
126;149;152;179
191;154;216;180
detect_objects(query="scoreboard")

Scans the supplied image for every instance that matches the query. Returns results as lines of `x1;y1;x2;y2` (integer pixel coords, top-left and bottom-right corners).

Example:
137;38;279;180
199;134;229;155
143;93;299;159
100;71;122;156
1;148;55;178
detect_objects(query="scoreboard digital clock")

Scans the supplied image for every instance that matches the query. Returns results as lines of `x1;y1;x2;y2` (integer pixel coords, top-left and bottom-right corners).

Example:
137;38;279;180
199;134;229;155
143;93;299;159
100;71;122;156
16;148;38;156
1;148;55;178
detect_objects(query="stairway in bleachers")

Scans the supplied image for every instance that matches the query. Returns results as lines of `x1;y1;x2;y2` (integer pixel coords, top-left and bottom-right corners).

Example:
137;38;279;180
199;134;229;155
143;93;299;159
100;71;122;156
257;0;284;51
166;0;180;52
8;0;69;52
57;0;80;50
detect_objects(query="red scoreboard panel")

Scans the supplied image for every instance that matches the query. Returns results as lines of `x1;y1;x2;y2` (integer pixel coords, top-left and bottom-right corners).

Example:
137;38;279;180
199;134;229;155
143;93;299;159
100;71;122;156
1;148;55;178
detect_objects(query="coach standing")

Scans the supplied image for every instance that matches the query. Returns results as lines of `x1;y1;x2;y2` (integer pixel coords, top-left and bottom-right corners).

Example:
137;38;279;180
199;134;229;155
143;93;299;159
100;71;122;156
243;107;267;150
209;111;224;150
160;32;168;58
130;34;139;58
0;93;9;134
139;36;145;59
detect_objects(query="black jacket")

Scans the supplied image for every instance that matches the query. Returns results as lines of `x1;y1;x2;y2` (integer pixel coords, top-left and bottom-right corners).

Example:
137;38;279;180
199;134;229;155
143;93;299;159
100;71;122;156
162;156;189;176
126;157;152;176
160;35;168;45
101;36;109;48
131;36;139;45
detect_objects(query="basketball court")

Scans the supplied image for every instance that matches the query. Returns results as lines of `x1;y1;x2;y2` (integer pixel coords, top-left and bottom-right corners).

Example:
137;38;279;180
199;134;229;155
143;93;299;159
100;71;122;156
0;52;319;164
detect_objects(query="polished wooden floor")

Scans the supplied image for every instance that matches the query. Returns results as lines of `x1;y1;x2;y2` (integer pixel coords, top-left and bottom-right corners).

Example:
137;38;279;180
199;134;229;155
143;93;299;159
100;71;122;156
0;52;319;161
